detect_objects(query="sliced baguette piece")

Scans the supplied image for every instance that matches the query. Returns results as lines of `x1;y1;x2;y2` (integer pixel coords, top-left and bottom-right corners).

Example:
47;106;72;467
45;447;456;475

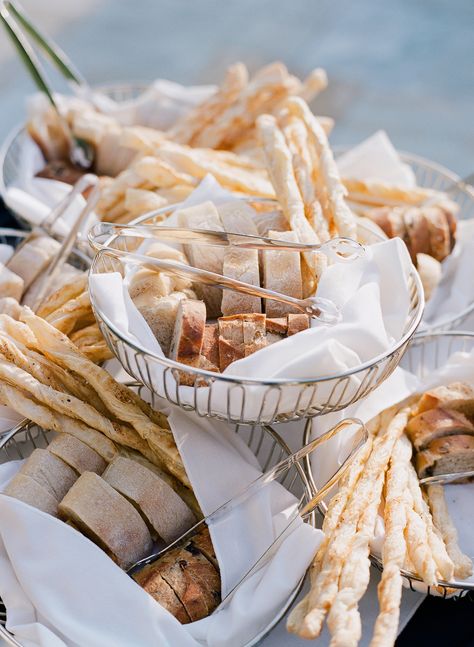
4;472;58;516
219;202;262;315
218;313;267;371
287;313;310;336
190;527;218;570
406;408;474;451
60;420;118;463
416;435;474;479
0;263;24;300
262;230;302;317
177;201;225;317
416;383;474;420
169;299;206;367
133;564;191;623
58;472;153;569
47;434;107;476
103;456;195;542
7;236;60;290
266;317;288;335
18;448;78;501
201;323;220;369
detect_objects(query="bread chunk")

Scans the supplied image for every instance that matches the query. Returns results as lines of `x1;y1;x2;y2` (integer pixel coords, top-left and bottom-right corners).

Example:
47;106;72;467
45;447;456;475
406;408;474;451
262;230;302;316
19;448;78;501
4;472;59;516
416;435;474;479
47;434;107;475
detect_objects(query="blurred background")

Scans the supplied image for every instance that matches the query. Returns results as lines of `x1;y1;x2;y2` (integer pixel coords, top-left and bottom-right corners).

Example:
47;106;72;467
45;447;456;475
0;0;473;173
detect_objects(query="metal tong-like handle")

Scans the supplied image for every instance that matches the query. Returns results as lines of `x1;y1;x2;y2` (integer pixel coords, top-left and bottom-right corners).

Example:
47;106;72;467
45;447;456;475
127;417;367;577
91;222;366;263
419;469;474;486
93;246;341;324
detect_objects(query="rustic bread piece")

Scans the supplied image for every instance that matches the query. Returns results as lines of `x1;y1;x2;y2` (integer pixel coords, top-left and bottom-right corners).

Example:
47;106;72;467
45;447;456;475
0;297;22;319
406;408;474;451
4;472;59;516
137;289;196;356
155;544;221;621
404;208;431;263
266;317;288;335
425;206;452;261
7;236;60;290
201;324;220;369
219;202;262;315
60;420;118;463
416;383;474;420
103;456;195;542
133;564;190;623
218;313;267;371
18;448;78;501
416;253;442;301
254;210;289;236
262;230;303;317
59;472;153;569
287;313;310;336
416;435;474;479
191;527;218;570
0;263;24;300
47;434;107;476
176;201;225;317
169;299;206;366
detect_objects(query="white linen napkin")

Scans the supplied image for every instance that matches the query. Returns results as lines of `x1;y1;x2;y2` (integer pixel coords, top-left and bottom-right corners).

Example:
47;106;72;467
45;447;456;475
0;408;322;647
310;342;474;591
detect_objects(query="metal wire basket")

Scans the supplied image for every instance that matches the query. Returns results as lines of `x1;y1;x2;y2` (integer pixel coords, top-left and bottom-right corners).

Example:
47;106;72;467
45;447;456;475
0;383;320;647
88;200;423;426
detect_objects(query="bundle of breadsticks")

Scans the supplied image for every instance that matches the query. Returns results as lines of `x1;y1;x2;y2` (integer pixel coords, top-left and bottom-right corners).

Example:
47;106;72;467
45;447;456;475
288;392;472;647
0;308;197;509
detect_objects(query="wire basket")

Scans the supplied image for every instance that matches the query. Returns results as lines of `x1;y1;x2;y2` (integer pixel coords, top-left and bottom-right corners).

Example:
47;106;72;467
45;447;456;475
88;199;423;426
0;382;319;647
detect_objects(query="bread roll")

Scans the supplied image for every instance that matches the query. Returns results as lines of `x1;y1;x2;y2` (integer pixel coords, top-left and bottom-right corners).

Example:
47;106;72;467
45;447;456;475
416;435;474;479
19;448;78;501
406;408;474;451
4;472;58;516
59;472;153;569
0;263;24;301
103;456;195;542
47;434;107;475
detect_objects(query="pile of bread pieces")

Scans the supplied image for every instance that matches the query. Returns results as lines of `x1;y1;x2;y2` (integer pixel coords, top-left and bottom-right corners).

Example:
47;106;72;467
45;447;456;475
0;308;220;622
288;381;473;647
29;61;459;305
0;233;111;363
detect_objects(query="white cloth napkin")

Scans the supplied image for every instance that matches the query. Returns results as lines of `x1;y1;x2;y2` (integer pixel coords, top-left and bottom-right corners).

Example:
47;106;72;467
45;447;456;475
0;408;321;647
310;342;474;591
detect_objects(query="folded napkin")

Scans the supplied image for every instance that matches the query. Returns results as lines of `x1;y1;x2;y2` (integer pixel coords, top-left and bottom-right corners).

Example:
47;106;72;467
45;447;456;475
0;407;321;647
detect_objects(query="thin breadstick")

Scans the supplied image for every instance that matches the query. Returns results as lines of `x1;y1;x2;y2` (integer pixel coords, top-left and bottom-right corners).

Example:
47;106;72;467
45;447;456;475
342;179;444;208
369;435;411;647
296;408;409;640
45;291;94;335
256;114;321;282
133;155;197;188
404;508;438;586
285;97;357;239
123;188;167;218
407;464;454;581
299;68;328;103
119;125;165;154
427;485;472;579
169;62;248;145
287;436;374;634
36;274;88;319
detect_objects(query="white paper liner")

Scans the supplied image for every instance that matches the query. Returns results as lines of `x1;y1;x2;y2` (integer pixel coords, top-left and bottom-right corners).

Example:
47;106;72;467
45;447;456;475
310;342;474;594
0;406;322;647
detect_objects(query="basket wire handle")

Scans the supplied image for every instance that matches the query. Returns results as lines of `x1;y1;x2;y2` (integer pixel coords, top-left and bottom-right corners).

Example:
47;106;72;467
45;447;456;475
127;418;367;581
93;246;342;324
90;222;366;263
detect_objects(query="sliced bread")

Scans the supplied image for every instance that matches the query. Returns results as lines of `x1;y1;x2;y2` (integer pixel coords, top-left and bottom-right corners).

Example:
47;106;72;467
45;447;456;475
416;434;474;479
47;434;107;476
18;448;78;501
133;564;190;623
262;230;303;317
4;472;59;516
416;382;474;420
406;408;474;451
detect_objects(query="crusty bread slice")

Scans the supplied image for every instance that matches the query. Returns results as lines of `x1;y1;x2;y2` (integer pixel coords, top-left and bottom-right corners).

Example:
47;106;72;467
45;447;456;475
262;230;303;317
266;317;288;335
169;299;206;367
59;472;153;570
406;408;474;451
47;434;107;476
190;527;218;570
4;472;58;516
201;323;220;370
19;448;78;501
218;313;267;371
0;263;24;301
416;383;474;420
416;435;474;479
7;236;60;290
287;313;310;336
59;421;118;463
177;201;225;317
218;202;262;316
133;563;190;623
103;456;195;542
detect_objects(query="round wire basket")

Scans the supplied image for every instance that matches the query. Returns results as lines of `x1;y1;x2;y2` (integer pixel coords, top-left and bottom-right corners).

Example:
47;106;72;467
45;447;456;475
88;200;424;426
0;383;319;647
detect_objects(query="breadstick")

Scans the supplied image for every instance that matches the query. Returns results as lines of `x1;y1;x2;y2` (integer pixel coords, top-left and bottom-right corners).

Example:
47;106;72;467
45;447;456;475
407;465;454;581
342;178;443;208
45;291;94;335
285;97;357;239
427;485;472;579
299;67;328;103
287;436;373;634
296;409;409;639
404;508;438;586
369;435;411;647
169;62;248;145
133;155;197;189
36;274;88;319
